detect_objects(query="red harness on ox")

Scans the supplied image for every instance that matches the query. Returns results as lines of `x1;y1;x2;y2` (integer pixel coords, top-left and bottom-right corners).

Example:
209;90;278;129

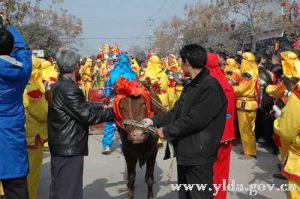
113;77;154;129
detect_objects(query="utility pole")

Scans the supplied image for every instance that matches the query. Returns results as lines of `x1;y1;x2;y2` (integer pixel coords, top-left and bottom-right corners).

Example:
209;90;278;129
146;18;154;52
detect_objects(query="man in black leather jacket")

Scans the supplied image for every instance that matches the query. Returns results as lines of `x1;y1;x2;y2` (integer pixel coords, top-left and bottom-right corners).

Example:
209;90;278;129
143;44;227;199
47;49;114;199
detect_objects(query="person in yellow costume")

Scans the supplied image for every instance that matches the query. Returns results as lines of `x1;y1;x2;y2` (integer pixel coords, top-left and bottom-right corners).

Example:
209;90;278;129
166;54;182;108
274;52;300;199
81;58;94;100
140;55;169;110
224;58;241;86
131;58;141;76
40;60;58;149
78;58;87;90
266;81;290;161
265;54;295;162
140;55;169;146
23;56;48;199
0;182;3;198
41;60;58;83
234;52;258;158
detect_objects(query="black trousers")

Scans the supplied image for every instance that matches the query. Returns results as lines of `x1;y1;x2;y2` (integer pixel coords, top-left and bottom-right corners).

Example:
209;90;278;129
50;156;84;199
1;177;28;199
177;164;213;199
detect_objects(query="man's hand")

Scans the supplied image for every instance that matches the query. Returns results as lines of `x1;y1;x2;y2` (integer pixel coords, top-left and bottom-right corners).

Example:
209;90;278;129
44;81;56;92
155;127;165;139
142;118;153;128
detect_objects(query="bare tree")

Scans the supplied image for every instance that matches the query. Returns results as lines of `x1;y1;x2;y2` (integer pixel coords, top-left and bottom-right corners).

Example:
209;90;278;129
152;1;235;55
217;0;282;52
153;16;184;56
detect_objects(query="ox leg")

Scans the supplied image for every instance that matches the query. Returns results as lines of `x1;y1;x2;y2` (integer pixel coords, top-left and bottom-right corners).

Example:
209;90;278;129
124;152;137;199
145;152;157;199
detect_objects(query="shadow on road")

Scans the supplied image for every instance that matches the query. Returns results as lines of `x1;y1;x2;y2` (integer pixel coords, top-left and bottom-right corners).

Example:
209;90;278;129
83;161;177;199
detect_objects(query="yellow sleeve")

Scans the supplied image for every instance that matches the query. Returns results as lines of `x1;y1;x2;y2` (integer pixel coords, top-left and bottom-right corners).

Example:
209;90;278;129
25;85;48;123
27;98;48;123
23;89;29;109
274;93;300;142
234;79;252;96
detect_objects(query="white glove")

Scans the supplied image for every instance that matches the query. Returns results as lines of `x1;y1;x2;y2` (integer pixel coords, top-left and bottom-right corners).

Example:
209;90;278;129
258;79;266;86
284;89;291;97
272;105;282;118
142;118;153;128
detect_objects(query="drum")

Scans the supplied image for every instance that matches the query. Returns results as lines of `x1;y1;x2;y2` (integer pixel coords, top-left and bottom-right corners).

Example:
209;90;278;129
88;87;105;102
88;88;106;131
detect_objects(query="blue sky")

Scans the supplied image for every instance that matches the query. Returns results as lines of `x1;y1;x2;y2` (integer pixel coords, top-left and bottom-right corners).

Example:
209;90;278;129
41;0;199;55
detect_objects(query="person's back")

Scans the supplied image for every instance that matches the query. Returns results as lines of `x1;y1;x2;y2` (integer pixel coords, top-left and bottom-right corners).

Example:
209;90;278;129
0;13;32;198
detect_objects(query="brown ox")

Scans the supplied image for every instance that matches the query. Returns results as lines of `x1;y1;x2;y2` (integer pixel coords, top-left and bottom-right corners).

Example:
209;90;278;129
114;77;165;199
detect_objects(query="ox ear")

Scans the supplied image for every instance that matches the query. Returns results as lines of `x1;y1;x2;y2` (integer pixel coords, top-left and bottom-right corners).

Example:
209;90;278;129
140;80;151;89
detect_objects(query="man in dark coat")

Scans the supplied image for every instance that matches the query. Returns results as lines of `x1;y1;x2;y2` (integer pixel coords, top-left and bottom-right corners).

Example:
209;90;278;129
143;44;227;199
47;49;114;199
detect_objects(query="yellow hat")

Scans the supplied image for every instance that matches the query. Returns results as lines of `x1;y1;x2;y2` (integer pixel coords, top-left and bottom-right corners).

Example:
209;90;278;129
265;83;285;99
84;58;93;67
32;56;43;70
242;52;256;62
169;54;176;59
225;58;238;68
281;51;300;79
281;51;298;61
131;58;141;73
240;52;258;76
149;55;161;65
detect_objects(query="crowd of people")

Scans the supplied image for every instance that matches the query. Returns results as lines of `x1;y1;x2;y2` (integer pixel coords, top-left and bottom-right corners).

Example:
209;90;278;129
0;12;300;199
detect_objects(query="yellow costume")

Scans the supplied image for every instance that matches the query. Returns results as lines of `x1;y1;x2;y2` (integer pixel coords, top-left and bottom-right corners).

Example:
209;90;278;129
81;58;93;99
166;54;182;108
41;60;58;149
224;58;241;86
234;52;258;157
274;89;300;199
41;60;58;82
266;82;289;161
274;51;300;199
0;182;3;197
131;58;141;76
24;57;48;199
140;56;169;110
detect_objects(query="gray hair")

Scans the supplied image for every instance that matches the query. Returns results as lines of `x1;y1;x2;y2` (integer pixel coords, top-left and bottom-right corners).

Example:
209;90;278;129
56;48;80;74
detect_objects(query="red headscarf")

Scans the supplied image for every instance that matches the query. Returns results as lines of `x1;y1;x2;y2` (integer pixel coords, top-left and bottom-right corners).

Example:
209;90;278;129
206;53;236;142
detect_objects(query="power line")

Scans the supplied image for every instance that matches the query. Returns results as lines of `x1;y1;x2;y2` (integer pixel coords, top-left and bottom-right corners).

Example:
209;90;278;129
65;36;154;40
84;20;145;24
147;0;169;21
154;0;178;21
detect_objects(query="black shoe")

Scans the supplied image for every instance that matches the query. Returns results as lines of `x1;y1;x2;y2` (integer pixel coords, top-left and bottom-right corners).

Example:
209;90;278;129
273;173;286;180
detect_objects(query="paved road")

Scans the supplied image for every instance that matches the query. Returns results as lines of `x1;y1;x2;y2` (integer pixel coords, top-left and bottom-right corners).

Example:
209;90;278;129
39;134;288;199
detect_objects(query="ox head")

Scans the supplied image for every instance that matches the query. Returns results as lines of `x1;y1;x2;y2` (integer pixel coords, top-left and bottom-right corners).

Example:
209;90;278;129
118;96;150;144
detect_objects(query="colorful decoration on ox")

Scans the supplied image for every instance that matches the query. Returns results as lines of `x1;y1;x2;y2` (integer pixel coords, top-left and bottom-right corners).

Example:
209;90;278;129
113;77;153;129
